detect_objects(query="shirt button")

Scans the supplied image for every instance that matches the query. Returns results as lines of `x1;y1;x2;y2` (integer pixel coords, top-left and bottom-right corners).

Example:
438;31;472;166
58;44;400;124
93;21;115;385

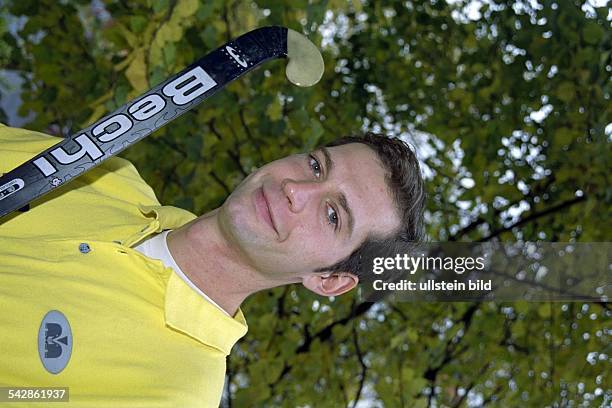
79;243;91;254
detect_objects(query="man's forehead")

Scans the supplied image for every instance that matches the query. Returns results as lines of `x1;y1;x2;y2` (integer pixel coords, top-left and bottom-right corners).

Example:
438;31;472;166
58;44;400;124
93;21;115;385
314;143;400;239
315;143;383;171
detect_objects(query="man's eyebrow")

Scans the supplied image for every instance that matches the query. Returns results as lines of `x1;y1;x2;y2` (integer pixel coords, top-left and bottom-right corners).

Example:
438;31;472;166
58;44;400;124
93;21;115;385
317;146;355;239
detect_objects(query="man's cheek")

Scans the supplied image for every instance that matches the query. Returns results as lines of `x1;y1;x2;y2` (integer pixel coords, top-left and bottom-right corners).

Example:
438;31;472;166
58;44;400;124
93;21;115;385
237;170;258;188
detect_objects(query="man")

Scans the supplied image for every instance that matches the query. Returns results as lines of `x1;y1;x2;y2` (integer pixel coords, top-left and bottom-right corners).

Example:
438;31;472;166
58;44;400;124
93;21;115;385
0;123;425;407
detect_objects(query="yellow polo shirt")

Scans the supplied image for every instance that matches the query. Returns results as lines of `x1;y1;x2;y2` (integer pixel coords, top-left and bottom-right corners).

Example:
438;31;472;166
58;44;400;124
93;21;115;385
0;124;248;407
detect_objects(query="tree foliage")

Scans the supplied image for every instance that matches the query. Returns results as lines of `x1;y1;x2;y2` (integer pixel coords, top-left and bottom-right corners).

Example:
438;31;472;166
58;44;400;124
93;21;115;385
1;0;609;406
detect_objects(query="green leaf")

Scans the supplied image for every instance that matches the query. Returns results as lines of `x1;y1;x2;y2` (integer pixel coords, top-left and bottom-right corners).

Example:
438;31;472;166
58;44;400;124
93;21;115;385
125;48;148;91
152;0;169;13
305;118;324;149
199;25;218;48
538;303;551;319
513;320;526;337
582;22;604;45
554;127;577;146
514;300;529;315
266;97;282;121
163;42;177;67
175;0;200;18
405;376;428;396
555;81;575;103
129;16;148;34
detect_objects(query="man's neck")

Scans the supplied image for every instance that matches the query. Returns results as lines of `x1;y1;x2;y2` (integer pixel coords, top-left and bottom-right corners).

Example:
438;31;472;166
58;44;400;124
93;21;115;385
166;209;269;316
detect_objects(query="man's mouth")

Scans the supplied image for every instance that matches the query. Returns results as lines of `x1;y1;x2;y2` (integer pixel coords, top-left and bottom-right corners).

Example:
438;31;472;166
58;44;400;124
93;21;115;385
255;187;278;235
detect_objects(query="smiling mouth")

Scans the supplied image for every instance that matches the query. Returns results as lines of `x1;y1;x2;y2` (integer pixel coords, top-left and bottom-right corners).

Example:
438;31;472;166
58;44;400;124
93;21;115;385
256;187;278;235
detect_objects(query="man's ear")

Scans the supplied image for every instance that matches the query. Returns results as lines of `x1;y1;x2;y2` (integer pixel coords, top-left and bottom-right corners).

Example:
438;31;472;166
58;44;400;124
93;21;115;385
302;272;359;297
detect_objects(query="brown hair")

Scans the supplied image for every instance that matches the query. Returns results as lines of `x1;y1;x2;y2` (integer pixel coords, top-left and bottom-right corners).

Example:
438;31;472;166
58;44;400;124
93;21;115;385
313;132;426;283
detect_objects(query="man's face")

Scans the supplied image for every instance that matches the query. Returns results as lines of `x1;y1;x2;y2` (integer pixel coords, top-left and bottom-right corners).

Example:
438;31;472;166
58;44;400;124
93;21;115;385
218;142;401;283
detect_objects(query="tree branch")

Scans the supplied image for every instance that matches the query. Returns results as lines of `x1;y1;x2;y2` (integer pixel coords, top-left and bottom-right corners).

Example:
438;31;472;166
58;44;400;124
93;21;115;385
424;303;479;382
224;356;233;408
238;107;263;159
222;1;233;42
450;361;492;408
273;301;376;384
350;325;367;408
210;170;231;196
296;301;375;354
450;174;556;241
208;118;249;178
479;195;587;242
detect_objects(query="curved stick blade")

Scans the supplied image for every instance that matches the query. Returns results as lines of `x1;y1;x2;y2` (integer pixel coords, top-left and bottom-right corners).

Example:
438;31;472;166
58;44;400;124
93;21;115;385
286;29;325;87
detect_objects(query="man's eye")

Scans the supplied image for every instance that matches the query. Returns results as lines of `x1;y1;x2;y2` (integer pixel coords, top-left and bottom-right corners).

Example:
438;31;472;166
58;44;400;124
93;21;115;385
309;154;322;178
327;204;339;230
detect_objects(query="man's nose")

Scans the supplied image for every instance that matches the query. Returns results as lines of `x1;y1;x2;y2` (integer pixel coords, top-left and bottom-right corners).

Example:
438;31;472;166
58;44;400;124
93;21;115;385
281;179;321;213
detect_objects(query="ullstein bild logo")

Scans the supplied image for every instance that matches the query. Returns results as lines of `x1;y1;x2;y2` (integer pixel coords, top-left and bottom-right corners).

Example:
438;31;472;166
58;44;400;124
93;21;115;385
38;310;73;374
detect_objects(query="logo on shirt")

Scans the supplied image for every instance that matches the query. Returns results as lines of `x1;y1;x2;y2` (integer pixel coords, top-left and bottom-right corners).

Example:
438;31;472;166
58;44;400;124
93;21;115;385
38;310;73;374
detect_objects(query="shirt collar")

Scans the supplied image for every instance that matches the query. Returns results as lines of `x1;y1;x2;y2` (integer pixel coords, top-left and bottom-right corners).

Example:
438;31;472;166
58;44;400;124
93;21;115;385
165;272;248;355
122;204;197;247
139;203;198;231
133;204;248;353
